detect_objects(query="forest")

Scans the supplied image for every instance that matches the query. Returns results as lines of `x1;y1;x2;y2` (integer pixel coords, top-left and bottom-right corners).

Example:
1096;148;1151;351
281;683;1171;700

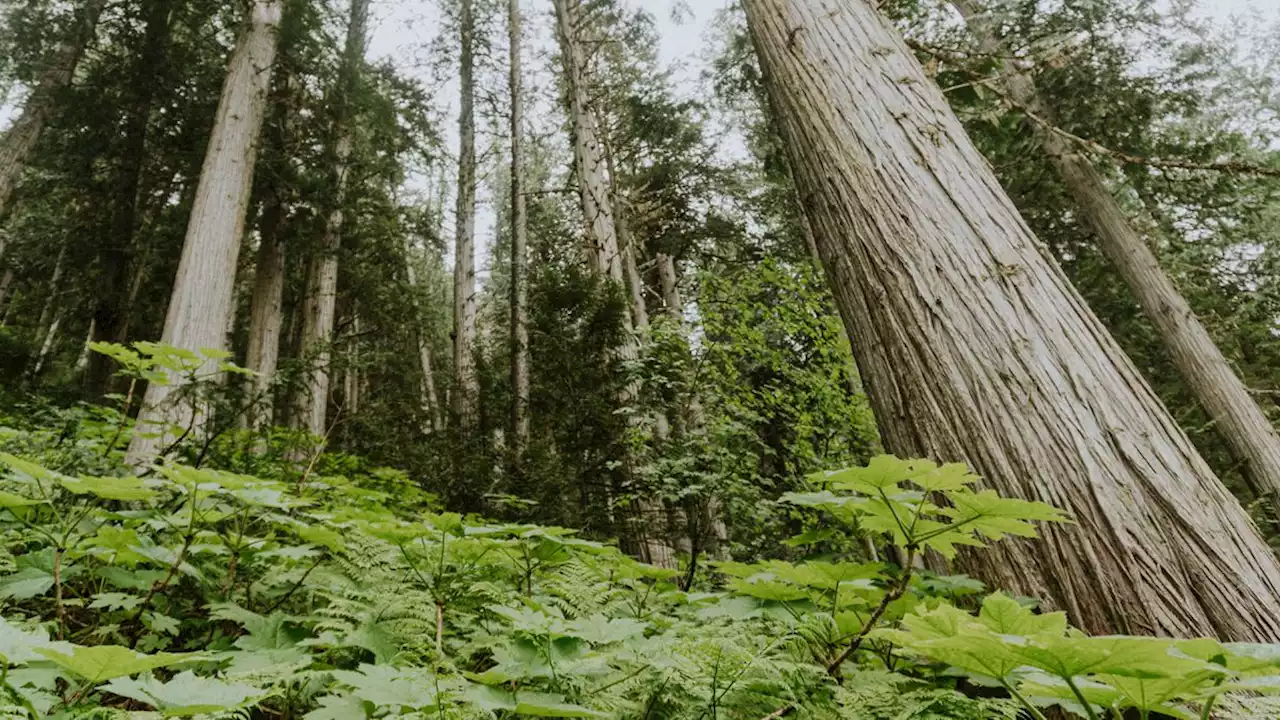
0;0;1279;716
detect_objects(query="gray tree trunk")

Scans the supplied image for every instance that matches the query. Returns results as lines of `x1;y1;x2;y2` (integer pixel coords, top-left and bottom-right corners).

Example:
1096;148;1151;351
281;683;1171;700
126;0;283;466
554;0;672;569
404;234;443;432
295;0;369;437
954;0;1280;525
0;0;108;218
452;0;480;430
508;0;531;460
744;0;1280;640
244;72;297;427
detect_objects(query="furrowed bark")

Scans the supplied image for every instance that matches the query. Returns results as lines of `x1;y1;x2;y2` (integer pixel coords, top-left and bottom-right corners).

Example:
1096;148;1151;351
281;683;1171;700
744;0;1280;640
126;0;283;466
953;0;1280;526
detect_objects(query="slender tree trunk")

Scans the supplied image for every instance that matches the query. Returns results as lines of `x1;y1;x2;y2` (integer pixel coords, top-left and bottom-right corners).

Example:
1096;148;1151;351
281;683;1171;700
34;245;66;335
343;309;360;416
453;0;480;430
31;309;62;378
744;0;1280;640
508;0;531;461
244;201;287;422
86;0;171;397
554;0;673;568
0;269;12;313
404;235;443;432
75;320;94;371
243;70;297;426
126;0;283;466
0;0;108;218
954;0;1280;523
294;0;369;437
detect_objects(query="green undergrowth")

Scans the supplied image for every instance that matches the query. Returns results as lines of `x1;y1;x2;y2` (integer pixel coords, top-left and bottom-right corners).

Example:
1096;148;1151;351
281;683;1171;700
0;409;1275;718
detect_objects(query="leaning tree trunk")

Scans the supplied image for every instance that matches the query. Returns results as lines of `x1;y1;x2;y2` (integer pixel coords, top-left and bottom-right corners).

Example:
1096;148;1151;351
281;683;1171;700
553;0;673;569
508;0;531;461
953;0;1280;524
743;0;1280;641
0;0;108;219
86;0;171;397
294;0;369;437
126;0;283;466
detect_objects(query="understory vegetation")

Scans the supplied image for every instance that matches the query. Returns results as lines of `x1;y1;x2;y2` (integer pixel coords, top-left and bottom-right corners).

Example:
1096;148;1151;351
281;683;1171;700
3;0;1280;716
0;357;1277;718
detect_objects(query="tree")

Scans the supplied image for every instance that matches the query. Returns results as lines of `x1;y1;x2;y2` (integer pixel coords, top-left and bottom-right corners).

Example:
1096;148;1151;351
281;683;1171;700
294;0;371;437
126;0;285;465
743;0;1280;640
0;0;107;221
84;0;172;397
552;0;671;567
507;0;530;462
452;0;480;431
951;0;1280;528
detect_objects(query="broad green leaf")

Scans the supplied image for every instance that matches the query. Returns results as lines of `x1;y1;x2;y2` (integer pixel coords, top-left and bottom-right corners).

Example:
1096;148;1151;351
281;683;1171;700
304;693;369;720
0;617;73;664
0;567;54;600
513;691;605;718
37;644;203;683
102;672;265;716
569;615;646;644
59;475;156;501
331;664;440;710
0;490;43;508
1013;635;1209;680
978;593;1067;638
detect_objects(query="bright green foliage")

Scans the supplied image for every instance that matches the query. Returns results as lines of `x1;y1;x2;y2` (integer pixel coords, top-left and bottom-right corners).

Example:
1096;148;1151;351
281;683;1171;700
0;417;1270;719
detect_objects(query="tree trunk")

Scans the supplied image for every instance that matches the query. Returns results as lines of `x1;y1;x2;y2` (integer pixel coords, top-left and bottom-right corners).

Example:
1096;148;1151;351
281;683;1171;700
243;69;298;427
86;0;171;397
126;0;283;466
294;0;369;437
553;0;672;569
452;0;480;430
404;234;443;432
244;199;287;423
743;0;1280;640
508;0;531;461
0;0;108;218
953;0;1280;525
31;309;63;378
34;244;66;336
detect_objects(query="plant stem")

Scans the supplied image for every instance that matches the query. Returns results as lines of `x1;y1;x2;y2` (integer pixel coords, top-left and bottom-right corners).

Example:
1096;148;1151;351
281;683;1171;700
435;601;444;653
825;545;916;677
999;679;1049;720
106;377;137;455
1200;694;1219;720
1064;676;1100;720
52;547;65;640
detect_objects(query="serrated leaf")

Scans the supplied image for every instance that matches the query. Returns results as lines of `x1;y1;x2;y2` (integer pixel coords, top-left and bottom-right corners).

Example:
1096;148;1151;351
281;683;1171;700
0;617;73;664
37;644;203;682
0;568;54;600
59;475;156;501
102;671;264;715
304;693;369;719
978;593;1067;638
513;691;605;717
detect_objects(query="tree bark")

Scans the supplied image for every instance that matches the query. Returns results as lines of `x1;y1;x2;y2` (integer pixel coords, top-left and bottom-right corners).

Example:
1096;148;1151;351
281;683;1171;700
744;0;1280;640
86;0;172;397
508;0;531;461
0;0;108;218
244;69;298;427
953;0;1280;524
554;0;672;569
294;0;369;437
126;0;283;466
452;0;480;430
